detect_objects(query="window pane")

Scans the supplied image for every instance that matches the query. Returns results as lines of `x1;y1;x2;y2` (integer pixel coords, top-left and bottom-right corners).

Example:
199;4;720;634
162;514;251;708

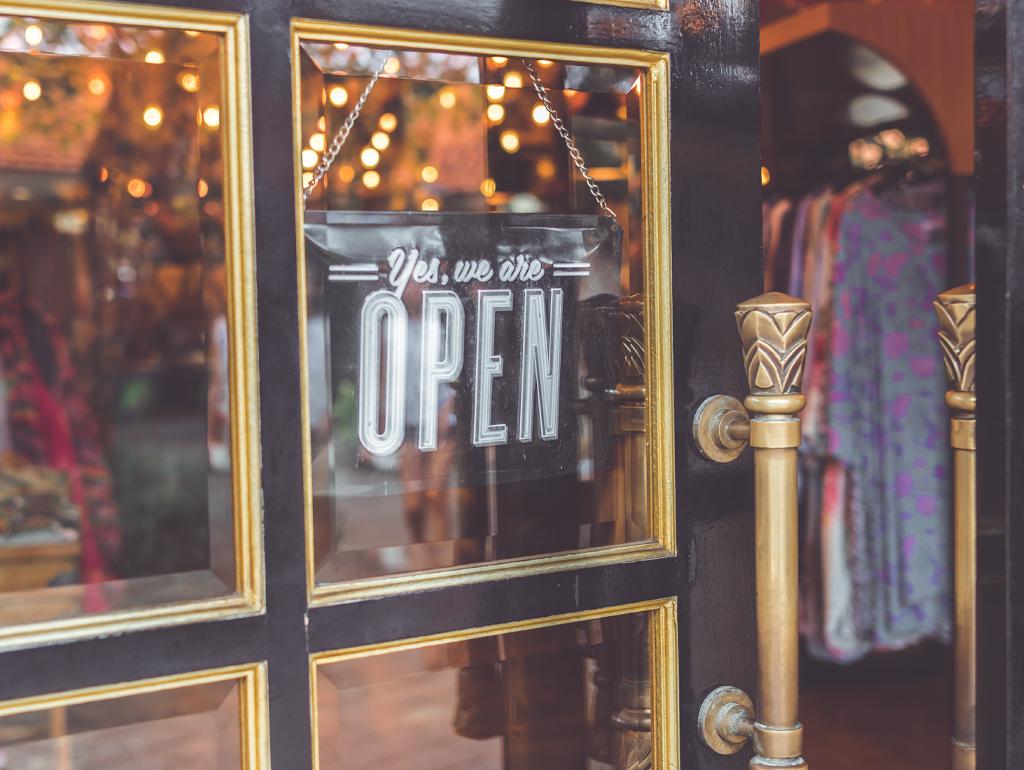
0;18;237;626
301;43;650;585
316;610;652;770
0;679;241;769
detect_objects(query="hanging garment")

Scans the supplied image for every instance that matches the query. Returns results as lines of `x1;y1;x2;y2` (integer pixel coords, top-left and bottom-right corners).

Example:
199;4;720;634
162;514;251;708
827;182;952;653
0;294;119;584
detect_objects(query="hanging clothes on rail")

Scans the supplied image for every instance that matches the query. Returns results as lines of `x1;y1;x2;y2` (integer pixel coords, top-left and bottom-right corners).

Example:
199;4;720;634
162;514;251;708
769;178;957;663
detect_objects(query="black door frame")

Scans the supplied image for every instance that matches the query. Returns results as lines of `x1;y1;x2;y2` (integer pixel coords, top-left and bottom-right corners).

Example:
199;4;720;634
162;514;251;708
0;0;764;768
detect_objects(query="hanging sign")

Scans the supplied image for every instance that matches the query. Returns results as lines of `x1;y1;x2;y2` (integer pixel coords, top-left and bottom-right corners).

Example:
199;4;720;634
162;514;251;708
305;210;622;495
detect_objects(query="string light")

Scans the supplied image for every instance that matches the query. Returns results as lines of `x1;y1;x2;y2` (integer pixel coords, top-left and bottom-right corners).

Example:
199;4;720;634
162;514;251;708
145;50;164;64
363;170;380;188
317;116;326;131
309;133;326;152
22;81;40;101
203;106;220;127
421;166;438;183
338;166;355;182
379;113;397;131
360;147;380;168
421;198;439;211
184;30;201;37
487;104;504;122
127;179;147;198
503;72;523;89
329;87;348;107
143;105;163;127
439;89;456;109
88;77;106;95
24;25;42;46
761;167;770;186
371;131;390;150
491;57;507;66
334;42;349;50
486;85;505;101
179;72;199;92
198;180;208;197
383;56;400;75
480;178;496;197
500;130;519;153
531;104;550;125
302;149;318;169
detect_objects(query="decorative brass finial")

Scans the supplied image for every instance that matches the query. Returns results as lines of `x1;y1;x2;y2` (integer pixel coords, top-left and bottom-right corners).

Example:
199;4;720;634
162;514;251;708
735;293;813;397
934;283;976;394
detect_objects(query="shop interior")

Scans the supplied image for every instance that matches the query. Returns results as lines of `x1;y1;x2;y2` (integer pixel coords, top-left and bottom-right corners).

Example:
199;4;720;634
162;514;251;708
759;2;973;768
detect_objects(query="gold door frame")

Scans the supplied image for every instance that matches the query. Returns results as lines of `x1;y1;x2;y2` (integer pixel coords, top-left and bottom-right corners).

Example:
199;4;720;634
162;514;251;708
291;20;675;606
0;662;269;769
0;0;262;650
310;597;679;770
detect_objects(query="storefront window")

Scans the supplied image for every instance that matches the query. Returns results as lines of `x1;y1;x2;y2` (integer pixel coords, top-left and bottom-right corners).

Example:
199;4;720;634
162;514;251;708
0;17;249;630
299;39;662;588
314;608;663;770
0;668;261;769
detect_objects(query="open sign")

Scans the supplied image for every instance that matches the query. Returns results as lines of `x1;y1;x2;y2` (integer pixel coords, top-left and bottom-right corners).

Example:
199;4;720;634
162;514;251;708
305;211;622;495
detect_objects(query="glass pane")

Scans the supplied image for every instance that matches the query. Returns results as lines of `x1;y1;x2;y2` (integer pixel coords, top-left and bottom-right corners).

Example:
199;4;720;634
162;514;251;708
0;679;240;769
316;610;652;770
0;18;236;626
301;43;650;585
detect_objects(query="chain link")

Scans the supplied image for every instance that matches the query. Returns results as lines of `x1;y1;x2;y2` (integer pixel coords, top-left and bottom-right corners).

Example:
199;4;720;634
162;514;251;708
302;53;392;207
304;53;617;223
524;61;616;221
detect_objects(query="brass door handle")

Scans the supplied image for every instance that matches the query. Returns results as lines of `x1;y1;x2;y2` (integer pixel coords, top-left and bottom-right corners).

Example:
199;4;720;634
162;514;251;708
935;284;976;770
693;292;811;770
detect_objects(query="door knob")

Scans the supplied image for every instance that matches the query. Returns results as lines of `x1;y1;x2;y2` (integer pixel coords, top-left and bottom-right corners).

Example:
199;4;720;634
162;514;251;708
935;284;976;770
693;292;811;770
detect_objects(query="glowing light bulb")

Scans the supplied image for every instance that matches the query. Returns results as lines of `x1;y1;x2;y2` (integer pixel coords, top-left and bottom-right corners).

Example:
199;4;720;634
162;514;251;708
383;56;400;75
361;147;380;168
379;113;397;132
302;171;314;186
203;106;220;127
22;81;40;101
486;85;505;101
503;72;523;89
537;60;553;67
421;166;438;183
334;42;349;50
487;104;504;122
439;89;456;109
184;30;201;37
363;170;380;188
369;132;388;151
421;198;439;211
143;105;163;127
500;130;519;153
179;72;199;92
480;178;496;197
317;116;325;131
338;166;355;182
532;104;550;125
24;25;42;46
329;87;348;107
761;167;770;186
198;180;208;197
127;179;147;198
86;26;108;40
302;149;318;169
145;50;164;64
491;57;507;66
309;133;325;152
88;77;106;95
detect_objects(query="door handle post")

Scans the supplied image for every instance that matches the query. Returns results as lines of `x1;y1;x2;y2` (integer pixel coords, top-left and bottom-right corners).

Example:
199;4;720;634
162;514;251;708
935;284;976;770
694;292;811;769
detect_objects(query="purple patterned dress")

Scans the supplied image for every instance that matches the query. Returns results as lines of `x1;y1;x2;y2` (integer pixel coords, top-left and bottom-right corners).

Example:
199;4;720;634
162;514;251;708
827;183;952;653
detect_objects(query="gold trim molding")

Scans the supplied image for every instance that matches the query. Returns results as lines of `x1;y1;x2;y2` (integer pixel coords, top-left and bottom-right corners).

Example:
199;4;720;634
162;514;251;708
292;21;674;605
567;0;669;11
0;0;262;651
310;598;679;770
0;663;269;770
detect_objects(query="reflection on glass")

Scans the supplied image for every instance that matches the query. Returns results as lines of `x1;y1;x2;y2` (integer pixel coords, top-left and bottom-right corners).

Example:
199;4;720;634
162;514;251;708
316;610;652;770
302;43;648;585
0;679;240;769
0;18;235;626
